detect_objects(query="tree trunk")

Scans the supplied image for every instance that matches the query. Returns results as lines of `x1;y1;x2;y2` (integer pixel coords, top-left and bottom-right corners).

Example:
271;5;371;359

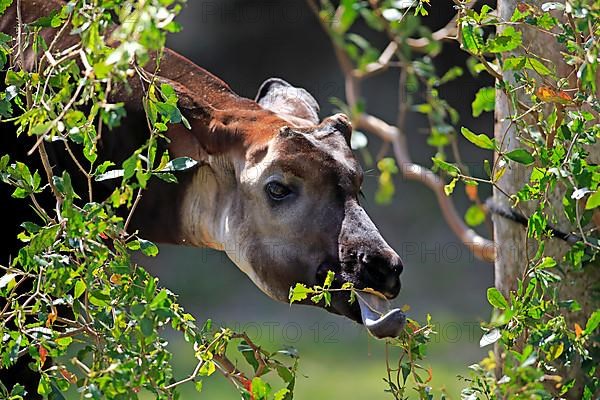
493;1;599;398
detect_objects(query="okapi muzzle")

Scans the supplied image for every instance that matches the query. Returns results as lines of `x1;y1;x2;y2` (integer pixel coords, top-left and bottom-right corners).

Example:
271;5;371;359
318;199;406;338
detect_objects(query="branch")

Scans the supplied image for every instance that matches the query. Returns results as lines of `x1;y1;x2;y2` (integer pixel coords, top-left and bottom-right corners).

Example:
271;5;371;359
359;114;496;262
307;0;496;263
16;0;63;205
213;353;250;391
354;41;398;79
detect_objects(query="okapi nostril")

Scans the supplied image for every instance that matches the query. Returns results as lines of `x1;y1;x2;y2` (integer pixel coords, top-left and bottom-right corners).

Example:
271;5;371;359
358;251;368;264
361;254;402;298
395;260;404;275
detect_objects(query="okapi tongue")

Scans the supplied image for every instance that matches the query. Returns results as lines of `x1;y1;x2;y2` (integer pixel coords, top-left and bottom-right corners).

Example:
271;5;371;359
357;292;406;339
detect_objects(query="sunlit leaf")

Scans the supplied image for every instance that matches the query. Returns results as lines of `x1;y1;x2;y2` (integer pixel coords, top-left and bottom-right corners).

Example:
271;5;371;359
465;205;486;227
505;149;534;165
472;87;495;117
461;127;495;150
487;287;508;309
585;190;600;210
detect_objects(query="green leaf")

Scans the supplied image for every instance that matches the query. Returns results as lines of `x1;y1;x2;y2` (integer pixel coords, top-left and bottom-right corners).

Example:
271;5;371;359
289;283;314;303
538;257;556;269
149;289;168;310
511;4;531;21
585;191;600;210
460;21;483;55
323;270;335;289
160;157;198;172
74;279;86;299
199;360;216;376
465;205;485;227
155;101;182;123
472;87;495;117
194;381;203;393
503;56;553;76
485;26;522;53
432;158;460;177
0;273;16;289
505;149;534;165
138;239;159;257
274;388;290;400
30;10;64;28
122;153;138;181
337;0;359;33
439;66;463;84
37;376;51;395
5;70;24;86
251;377;270;399
29;224;60;254
377;157;398;174
444;178;458;196
160;83;178;104
31;122;52;136
461;127;495;150
55;337;73;348
585;310;600;334
487;287;508;309
140;318;154;337
89;291;111;308
546;342;564;361
130;303;145;317
0;0;13;16
484;159;492;177
92;161;115;176
238;341;259;372
359;8;384;31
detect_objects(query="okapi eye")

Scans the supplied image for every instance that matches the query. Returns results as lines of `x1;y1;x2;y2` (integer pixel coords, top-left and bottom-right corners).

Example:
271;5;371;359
265;181;291;201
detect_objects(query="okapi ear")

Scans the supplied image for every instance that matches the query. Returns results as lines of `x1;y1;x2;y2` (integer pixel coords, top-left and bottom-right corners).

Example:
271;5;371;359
255;78;320;127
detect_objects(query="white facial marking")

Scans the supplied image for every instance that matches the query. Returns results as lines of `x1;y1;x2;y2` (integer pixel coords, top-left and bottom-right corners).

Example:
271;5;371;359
180;154;277;299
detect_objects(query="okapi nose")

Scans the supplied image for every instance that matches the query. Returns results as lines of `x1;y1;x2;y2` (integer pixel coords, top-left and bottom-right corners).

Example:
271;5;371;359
361;252;403;299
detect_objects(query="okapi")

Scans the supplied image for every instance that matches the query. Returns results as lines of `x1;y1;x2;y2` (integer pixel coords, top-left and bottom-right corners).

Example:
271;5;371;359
1;0;405;394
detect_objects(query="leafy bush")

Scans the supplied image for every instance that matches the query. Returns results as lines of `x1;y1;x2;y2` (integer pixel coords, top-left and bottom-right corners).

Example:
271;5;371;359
1;0;599;399
304;0;599;398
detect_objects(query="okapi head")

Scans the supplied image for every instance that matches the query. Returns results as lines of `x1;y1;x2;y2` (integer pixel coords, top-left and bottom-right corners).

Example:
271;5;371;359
140;51;406;338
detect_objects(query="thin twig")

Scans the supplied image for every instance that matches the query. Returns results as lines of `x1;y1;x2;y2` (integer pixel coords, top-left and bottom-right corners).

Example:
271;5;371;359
405;0;477;51
64;140;93;202
27;76;87;156
163;359;204;390
124;188;143;233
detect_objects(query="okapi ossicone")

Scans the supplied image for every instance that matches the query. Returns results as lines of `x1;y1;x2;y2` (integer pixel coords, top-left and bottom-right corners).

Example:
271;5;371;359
1;0;405;363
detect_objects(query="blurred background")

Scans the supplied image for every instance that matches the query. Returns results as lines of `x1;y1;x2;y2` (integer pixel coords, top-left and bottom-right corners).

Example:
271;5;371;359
142;0;495;398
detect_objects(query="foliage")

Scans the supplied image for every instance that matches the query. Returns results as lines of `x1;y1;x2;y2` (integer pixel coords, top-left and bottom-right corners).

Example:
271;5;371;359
290;276;439;400
1;0;599;399
311;0;600;398
0;1;296;399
